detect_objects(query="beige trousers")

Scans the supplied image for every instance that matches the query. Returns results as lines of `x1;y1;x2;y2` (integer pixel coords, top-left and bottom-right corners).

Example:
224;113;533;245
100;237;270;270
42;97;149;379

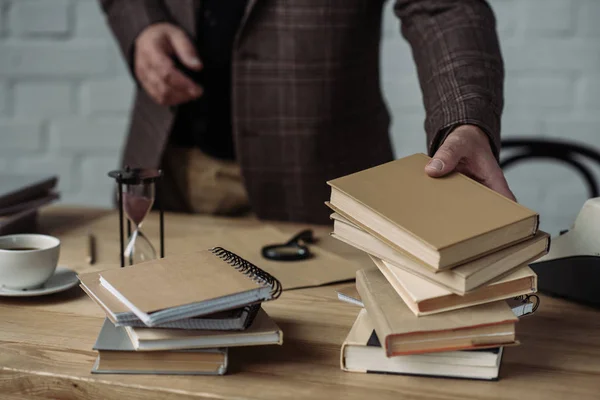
161;146;251;216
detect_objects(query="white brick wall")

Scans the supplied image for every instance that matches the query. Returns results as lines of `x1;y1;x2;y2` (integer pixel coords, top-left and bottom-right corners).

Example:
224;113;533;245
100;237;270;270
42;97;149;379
9;0;71;37
14;82;73;117
577;1;600;37
520;0;576;35
0;81;8;115
0;119;43;153
0;0;598;235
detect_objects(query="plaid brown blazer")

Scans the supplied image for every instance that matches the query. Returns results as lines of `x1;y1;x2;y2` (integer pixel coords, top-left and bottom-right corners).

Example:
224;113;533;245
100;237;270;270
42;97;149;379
99;0;504;224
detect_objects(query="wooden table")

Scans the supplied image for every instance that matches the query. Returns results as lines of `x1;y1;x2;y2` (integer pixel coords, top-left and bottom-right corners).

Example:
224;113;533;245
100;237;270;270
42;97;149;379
1;207;599;400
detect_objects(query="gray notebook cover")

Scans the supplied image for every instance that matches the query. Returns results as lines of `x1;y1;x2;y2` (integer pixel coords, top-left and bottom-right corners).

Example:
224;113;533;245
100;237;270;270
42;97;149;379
91;318;228;375
113;304;261;330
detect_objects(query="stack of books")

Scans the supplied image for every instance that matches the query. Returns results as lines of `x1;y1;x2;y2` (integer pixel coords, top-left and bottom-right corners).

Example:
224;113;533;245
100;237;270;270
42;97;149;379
326;154;550;381
79;247;283;375
0;174;59;235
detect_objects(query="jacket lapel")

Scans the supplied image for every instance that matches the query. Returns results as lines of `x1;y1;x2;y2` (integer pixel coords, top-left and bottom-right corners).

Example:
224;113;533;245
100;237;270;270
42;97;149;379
171;0;201;38
177;0;258;40
236;0;261;41
244;0;261;17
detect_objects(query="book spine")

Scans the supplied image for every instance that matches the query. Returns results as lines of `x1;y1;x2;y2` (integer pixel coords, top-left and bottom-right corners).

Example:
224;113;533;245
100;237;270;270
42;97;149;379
355;270;394;358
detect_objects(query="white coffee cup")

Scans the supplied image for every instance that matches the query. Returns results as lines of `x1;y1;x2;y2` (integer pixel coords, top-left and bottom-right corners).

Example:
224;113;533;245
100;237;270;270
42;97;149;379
0;234;60;290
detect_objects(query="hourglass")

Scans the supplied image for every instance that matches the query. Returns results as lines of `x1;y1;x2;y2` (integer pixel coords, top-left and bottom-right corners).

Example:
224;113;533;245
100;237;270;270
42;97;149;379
108;167;165;267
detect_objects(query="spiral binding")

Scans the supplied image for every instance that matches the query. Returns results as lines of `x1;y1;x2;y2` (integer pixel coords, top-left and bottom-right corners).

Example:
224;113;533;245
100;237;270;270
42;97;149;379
210;247;283;300
242;303;262;329
513;294;540;313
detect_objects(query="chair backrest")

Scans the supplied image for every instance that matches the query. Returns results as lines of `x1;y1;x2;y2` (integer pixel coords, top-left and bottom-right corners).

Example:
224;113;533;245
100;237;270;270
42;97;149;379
500;138;600;199
504;139;600;308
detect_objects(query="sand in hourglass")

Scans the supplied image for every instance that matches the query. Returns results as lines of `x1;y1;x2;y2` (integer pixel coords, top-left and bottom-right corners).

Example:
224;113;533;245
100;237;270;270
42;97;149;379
123;192;154;226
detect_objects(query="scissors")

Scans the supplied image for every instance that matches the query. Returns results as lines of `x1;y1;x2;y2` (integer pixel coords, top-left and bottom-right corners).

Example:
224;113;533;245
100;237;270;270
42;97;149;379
261;229;317;261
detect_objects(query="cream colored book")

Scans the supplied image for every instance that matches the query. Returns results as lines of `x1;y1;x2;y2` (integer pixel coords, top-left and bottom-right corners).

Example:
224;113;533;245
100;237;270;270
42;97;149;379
331;212;549;294
341;309;503;380
94;247;281;327
125;308;283;351
370;256;537;316
356;268;519;356
335;284;537;318
327;153;539;270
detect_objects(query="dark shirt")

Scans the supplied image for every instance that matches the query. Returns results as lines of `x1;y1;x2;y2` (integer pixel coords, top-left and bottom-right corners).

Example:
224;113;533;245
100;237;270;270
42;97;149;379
170;0;248;160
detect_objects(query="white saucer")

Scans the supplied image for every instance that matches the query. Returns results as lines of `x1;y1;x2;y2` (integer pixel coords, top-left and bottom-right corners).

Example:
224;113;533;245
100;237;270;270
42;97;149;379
0;267;79;297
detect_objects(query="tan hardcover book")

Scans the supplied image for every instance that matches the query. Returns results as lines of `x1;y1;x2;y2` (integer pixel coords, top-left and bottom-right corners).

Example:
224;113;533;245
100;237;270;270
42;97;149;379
371;256;537;316
125;308;283;351
356;268;518;356
92;319;228;375
341;309;503;380
94;248;281;327
331;212;549;294
327;153;539;270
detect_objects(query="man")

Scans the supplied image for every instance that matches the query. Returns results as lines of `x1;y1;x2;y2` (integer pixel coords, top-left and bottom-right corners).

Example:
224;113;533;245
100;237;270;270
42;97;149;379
99;0;515;224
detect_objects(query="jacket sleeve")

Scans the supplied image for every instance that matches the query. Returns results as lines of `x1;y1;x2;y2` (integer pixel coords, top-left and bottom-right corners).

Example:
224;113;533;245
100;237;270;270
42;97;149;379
98;0;172;75
393;0;504;159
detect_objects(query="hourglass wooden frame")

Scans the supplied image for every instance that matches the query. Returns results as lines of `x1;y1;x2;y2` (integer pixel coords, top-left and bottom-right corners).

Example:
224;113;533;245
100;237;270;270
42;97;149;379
108;167;165;268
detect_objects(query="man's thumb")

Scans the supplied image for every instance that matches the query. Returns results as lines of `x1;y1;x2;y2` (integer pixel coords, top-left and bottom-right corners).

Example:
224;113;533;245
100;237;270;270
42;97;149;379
425;145;461;178
168;28;202;70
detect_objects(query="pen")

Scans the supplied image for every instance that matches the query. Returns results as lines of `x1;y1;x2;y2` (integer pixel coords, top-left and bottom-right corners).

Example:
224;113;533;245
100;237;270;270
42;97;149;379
87;233;96;265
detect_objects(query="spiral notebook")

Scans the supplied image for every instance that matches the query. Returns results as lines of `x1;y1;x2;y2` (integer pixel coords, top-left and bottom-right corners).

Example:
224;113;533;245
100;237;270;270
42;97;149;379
79;272;261;330
96;247;282;327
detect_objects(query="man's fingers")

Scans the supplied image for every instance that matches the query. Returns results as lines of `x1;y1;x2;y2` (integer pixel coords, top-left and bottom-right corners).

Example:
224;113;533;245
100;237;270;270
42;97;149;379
140;48;202;103
144;46;176;79
168;29;202;70
144;42;202;97
134;23;203;105
484;179;517;201
424;124;517;201
480;168;517;201
425;137;466;178
162;69;203;97
144;69;195;105
140;69;169;104
135;61;164;103
464;155;517;202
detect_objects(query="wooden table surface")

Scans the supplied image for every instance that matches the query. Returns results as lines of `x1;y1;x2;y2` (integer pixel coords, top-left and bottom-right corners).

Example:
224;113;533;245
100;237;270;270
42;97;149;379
1;207;600;400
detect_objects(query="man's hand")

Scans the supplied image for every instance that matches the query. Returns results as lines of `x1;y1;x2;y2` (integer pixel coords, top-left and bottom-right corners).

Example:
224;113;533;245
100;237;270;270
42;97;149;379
134;23;203;106
425;125;516;201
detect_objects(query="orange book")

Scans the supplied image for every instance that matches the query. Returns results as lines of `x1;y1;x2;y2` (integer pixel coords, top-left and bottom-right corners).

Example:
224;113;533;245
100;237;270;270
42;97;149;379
356;268;518;357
